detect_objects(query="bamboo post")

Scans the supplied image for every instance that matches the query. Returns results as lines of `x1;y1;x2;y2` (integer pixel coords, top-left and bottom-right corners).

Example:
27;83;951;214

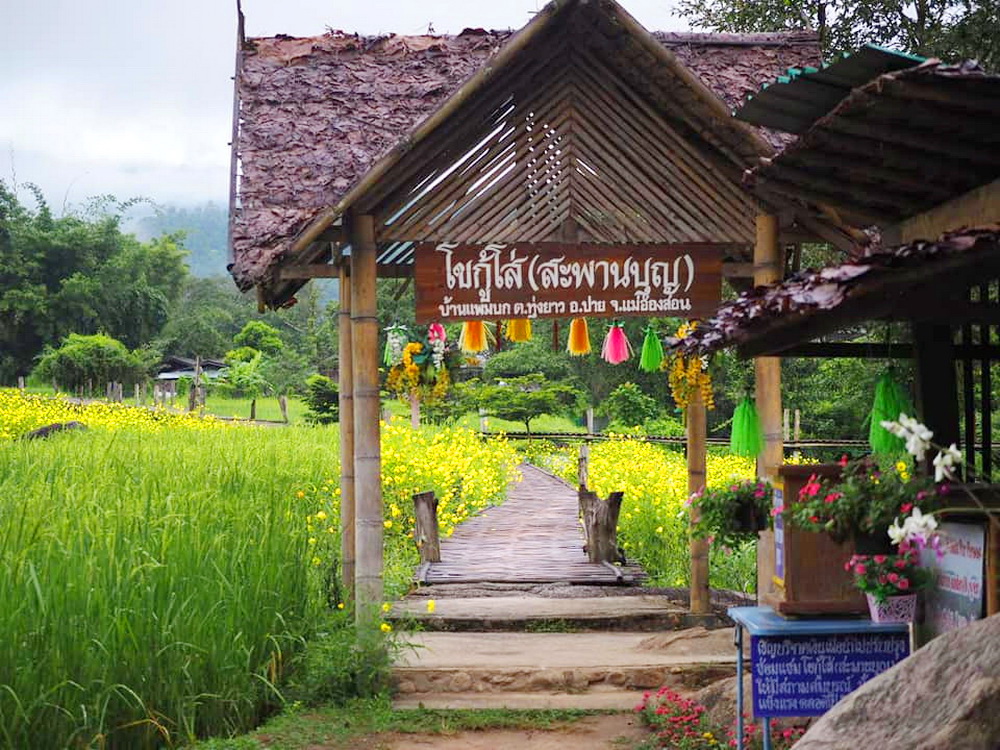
278;394;289;423
351;214;383;619
409;394;420;428
339;262;356;603
189;356;202;412
412;491;441;563
688;388;710;614
754;212;785;606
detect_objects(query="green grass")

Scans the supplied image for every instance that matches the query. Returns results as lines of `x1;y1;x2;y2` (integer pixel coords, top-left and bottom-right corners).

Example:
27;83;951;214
201;394;311;424
195;697;602;749
0;425;339;748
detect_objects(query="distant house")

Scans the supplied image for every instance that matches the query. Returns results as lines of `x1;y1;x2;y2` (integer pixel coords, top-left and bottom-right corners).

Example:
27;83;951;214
156;355;227;382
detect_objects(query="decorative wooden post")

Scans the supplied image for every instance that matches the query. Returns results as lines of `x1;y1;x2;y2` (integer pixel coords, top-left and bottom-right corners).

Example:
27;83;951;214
754;212;785;604
339;262;356;603
579;489;624;563
412;491;441;563
688;387;710;614
351;214;383;619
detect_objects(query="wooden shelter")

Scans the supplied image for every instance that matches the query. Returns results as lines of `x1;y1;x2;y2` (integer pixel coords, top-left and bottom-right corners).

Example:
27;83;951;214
680;58;1000;621
228;0;833;616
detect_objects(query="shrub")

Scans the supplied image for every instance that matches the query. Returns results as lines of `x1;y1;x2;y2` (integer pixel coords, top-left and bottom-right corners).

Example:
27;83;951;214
33;333;152;392
600;382;660;428
303;374;339;424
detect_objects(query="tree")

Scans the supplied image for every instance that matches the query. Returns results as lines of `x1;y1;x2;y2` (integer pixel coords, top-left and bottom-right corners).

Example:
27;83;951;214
465;374;585;434
674;0;1000;63
600;382;662;429
302;374;339;424
219;348;269;419
0;182;189;381
234;320;284;356
33;333;154;392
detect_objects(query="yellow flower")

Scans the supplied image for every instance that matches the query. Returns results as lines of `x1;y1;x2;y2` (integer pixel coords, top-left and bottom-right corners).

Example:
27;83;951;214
308;537;317;545
296;490;305;499
426;599;436;613
337;602;345;609
311;556;321;566
315;510;328;520
383;519;393;529
380;622;392;633
381;602;392;613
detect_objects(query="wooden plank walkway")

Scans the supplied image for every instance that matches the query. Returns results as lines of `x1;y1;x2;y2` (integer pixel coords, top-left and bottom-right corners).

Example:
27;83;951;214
419;463;645;585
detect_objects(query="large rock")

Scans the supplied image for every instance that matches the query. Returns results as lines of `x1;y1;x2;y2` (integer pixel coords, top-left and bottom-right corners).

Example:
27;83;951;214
794;613;1000;749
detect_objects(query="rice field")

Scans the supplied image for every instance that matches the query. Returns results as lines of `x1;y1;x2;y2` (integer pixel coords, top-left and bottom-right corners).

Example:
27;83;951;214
0;390;519;747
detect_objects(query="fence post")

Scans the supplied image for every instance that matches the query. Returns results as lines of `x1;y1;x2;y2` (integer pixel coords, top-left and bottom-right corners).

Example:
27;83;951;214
17;376;24;391
279;394;289;423
579;489;624;563
412;491;441;563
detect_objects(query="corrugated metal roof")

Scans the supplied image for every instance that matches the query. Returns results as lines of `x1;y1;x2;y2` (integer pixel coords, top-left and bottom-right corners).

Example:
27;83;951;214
735;44;925;134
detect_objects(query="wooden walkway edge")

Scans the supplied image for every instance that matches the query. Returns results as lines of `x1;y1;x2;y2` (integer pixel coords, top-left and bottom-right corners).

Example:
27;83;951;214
418;463;645;585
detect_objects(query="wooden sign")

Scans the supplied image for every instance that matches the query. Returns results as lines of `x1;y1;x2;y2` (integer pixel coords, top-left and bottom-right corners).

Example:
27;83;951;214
414;242;725;323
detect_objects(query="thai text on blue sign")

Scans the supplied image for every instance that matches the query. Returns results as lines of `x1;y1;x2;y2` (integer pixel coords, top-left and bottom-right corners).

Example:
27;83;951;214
751;632;910;717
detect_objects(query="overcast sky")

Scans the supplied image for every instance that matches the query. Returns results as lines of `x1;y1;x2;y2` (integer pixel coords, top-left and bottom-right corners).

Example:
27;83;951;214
2;1;687;213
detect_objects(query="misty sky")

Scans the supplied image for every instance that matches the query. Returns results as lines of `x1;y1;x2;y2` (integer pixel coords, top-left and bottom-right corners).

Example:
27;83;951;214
3;1;687;212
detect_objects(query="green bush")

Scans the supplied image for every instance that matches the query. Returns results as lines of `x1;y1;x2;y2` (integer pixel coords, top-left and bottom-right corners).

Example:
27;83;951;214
33;333;153;392
303;374;339;424
599;382;660;428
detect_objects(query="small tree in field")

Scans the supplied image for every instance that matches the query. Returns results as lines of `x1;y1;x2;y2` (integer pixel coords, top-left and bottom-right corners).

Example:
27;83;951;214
467;374;584;434
600;382;661;429
33;333;153;393
303;374;339;424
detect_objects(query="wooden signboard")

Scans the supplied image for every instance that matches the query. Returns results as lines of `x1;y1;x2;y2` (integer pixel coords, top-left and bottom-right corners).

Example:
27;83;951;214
414;242;726;323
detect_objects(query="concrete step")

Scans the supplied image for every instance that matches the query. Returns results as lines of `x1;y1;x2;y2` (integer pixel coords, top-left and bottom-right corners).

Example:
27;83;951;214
392;630;738;710
388;594;726;632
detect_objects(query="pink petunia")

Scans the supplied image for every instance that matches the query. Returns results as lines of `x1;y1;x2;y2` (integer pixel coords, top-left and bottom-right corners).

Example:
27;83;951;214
898;578;910;590
874;555;887;564
894;559;908;569
901;502;913;513
888;573;899;583
854;564;867;575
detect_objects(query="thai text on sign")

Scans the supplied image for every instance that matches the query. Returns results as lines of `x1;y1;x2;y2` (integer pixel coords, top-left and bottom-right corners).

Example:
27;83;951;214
414;242;726;323
750;632;910;717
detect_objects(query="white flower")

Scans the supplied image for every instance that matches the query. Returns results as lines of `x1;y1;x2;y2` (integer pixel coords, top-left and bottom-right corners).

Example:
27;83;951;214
880;419;908;438
888;518;907;545
883;413;933;461
932;443;963;482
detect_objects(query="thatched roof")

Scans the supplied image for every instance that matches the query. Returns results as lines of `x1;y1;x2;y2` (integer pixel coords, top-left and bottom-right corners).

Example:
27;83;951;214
678;228;1000;357
229;0;821;305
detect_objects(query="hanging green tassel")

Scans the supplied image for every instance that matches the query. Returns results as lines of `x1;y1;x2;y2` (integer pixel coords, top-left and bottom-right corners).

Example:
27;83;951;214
731;396;764;458
639;327;664;373
869;371;912;454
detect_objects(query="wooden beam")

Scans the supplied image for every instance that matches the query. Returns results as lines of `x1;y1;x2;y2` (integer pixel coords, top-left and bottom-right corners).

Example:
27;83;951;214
754;174;903;226
722;261;754;279
894;177;1000;244
913;321;960;451
350;214;383;620
280;264;340;280
687;389;709;615
338;264;355;603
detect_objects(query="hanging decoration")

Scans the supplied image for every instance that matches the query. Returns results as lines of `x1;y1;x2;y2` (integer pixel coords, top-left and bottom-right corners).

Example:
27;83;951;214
567;318;591;356
385;333;454;406
383;324;408;367
506;319;532;343
601;322;633;365
730;396;764;457
667;321;714;410
638;326;664;373
869;371;913;454
427;323;447;369
459;321;490;353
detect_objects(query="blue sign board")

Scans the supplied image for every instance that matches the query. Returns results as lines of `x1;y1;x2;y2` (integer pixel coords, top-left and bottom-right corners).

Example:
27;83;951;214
750;632;910;717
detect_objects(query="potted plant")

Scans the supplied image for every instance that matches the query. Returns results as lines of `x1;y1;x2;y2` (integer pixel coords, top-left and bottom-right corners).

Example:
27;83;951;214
845;548;933;622
689;479;773;548
784;455;939;553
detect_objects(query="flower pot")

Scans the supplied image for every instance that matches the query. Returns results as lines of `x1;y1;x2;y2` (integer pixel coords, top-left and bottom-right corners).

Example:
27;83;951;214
734;500;768;534
866;593;916;623
853;530;895;556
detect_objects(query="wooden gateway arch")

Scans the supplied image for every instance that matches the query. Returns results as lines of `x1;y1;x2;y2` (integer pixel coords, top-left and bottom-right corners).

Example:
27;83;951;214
228;0;845;617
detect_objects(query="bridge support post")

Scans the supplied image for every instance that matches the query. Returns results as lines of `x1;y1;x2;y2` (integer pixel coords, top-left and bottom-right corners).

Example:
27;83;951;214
688;388;710;614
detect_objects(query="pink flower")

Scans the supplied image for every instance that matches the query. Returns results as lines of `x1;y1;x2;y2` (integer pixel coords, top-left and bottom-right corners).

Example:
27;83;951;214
873;555;887;564
823;492;841;504
809;515;820;523
888;572;899;583
900;502;913;513
894;558;908;569
770;505;785;517
754;490;766;499
801;475;821;497
898;577;910;590
838;454;849;467
854;564;867;575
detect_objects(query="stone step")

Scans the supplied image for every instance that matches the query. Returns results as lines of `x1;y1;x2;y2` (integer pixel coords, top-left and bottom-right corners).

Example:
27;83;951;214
388;594;726;632
392;630;739;710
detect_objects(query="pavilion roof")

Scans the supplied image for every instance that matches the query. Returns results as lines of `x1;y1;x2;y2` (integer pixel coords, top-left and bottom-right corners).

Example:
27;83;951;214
678;228;1000;357
228;0;821;308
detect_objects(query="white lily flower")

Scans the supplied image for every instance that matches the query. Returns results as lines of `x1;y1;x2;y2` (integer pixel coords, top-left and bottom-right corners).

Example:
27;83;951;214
880;419;907;438
932;444;962;482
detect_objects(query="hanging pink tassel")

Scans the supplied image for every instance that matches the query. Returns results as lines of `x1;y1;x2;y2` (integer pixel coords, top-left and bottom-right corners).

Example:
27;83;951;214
601;323;632;365
428;323;446;342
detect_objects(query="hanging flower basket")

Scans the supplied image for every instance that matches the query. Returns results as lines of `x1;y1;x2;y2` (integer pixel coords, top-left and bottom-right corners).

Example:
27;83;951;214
866;593;917;624
734;498;769;534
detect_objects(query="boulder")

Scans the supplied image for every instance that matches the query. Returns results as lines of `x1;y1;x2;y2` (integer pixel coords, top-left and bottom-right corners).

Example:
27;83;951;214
21;421;88;440
794;613;1000;749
